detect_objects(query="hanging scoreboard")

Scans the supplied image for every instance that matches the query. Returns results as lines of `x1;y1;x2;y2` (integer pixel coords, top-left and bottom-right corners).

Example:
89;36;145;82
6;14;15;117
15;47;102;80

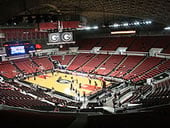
47;32;75;45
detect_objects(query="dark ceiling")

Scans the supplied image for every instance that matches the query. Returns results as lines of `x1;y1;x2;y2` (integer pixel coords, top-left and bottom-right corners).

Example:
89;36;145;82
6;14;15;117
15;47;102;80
0;0;170;25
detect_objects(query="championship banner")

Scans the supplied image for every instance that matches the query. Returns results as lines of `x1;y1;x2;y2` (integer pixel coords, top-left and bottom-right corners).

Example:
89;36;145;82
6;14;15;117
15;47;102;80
47;32;75;45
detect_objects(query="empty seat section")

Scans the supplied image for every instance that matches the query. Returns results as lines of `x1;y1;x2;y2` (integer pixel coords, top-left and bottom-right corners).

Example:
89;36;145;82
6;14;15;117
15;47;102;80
133;59;170;82
99;38;121;51
77;38;100;50
164;46;170;54
118;36;135;47
128;36;156;52
77;54;109;73
67;53;95;70
96;55;125;75
0;61;18;78
151;36;169;53
51;55;62;63
33;57;53;70
110;56;144;77
123;57;163;80
0;89;53;109
14;58;38;74
51;55;75;65
161;36;170;53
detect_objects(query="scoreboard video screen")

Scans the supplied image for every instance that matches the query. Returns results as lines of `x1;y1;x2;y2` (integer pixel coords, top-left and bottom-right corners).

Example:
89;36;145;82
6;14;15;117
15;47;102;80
11;46;26;55
4;41;35;56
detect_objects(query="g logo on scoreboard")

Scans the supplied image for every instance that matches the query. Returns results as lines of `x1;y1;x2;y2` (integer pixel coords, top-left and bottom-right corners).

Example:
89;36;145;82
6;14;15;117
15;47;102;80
61;32;73;42
48;33;60;42
48;32;74;44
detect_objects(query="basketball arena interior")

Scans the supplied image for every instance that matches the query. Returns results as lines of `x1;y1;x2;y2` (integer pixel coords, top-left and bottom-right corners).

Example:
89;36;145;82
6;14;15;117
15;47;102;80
0;0;170;128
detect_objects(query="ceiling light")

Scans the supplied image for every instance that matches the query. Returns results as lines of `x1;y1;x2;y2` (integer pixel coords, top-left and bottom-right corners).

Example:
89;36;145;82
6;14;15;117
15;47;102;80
108;24;119;28
134;21;140;25
145;21;152;24
84;26;91;30
164;26;170;30
113;23;119;27
111;30;136;35
123;23;129;26
92;26;98;29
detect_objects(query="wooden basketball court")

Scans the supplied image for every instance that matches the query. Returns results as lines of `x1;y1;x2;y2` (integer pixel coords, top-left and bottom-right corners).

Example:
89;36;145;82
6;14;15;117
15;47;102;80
25;71;110;97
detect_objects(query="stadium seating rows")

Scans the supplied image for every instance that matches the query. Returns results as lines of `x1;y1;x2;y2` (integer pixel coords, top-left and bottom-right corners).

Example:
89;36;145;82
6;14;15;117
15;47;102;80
0;53;169;83
142;79;170;106
73;36;170;53
1;29;170;53
0;81;82;111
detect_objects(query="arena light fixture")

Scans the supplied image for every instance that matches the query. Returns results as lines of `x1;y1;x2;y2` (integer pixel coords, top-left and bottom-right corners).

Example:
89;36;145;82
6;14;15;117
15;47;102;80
92;26;99;29
111;30;136;35
109;23;119;28
164;26;170;30
78;26;99;30
134;21;140;25
113;23;119;27
109;20;152;28
123;23;129;27
145;20;152;24
84;26;91;30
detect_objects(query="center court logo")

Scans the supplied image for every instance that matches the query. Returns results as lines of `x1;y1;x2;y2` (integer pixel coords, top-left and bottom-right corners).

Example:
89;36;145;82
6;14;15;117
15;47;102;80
56;79;71;84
